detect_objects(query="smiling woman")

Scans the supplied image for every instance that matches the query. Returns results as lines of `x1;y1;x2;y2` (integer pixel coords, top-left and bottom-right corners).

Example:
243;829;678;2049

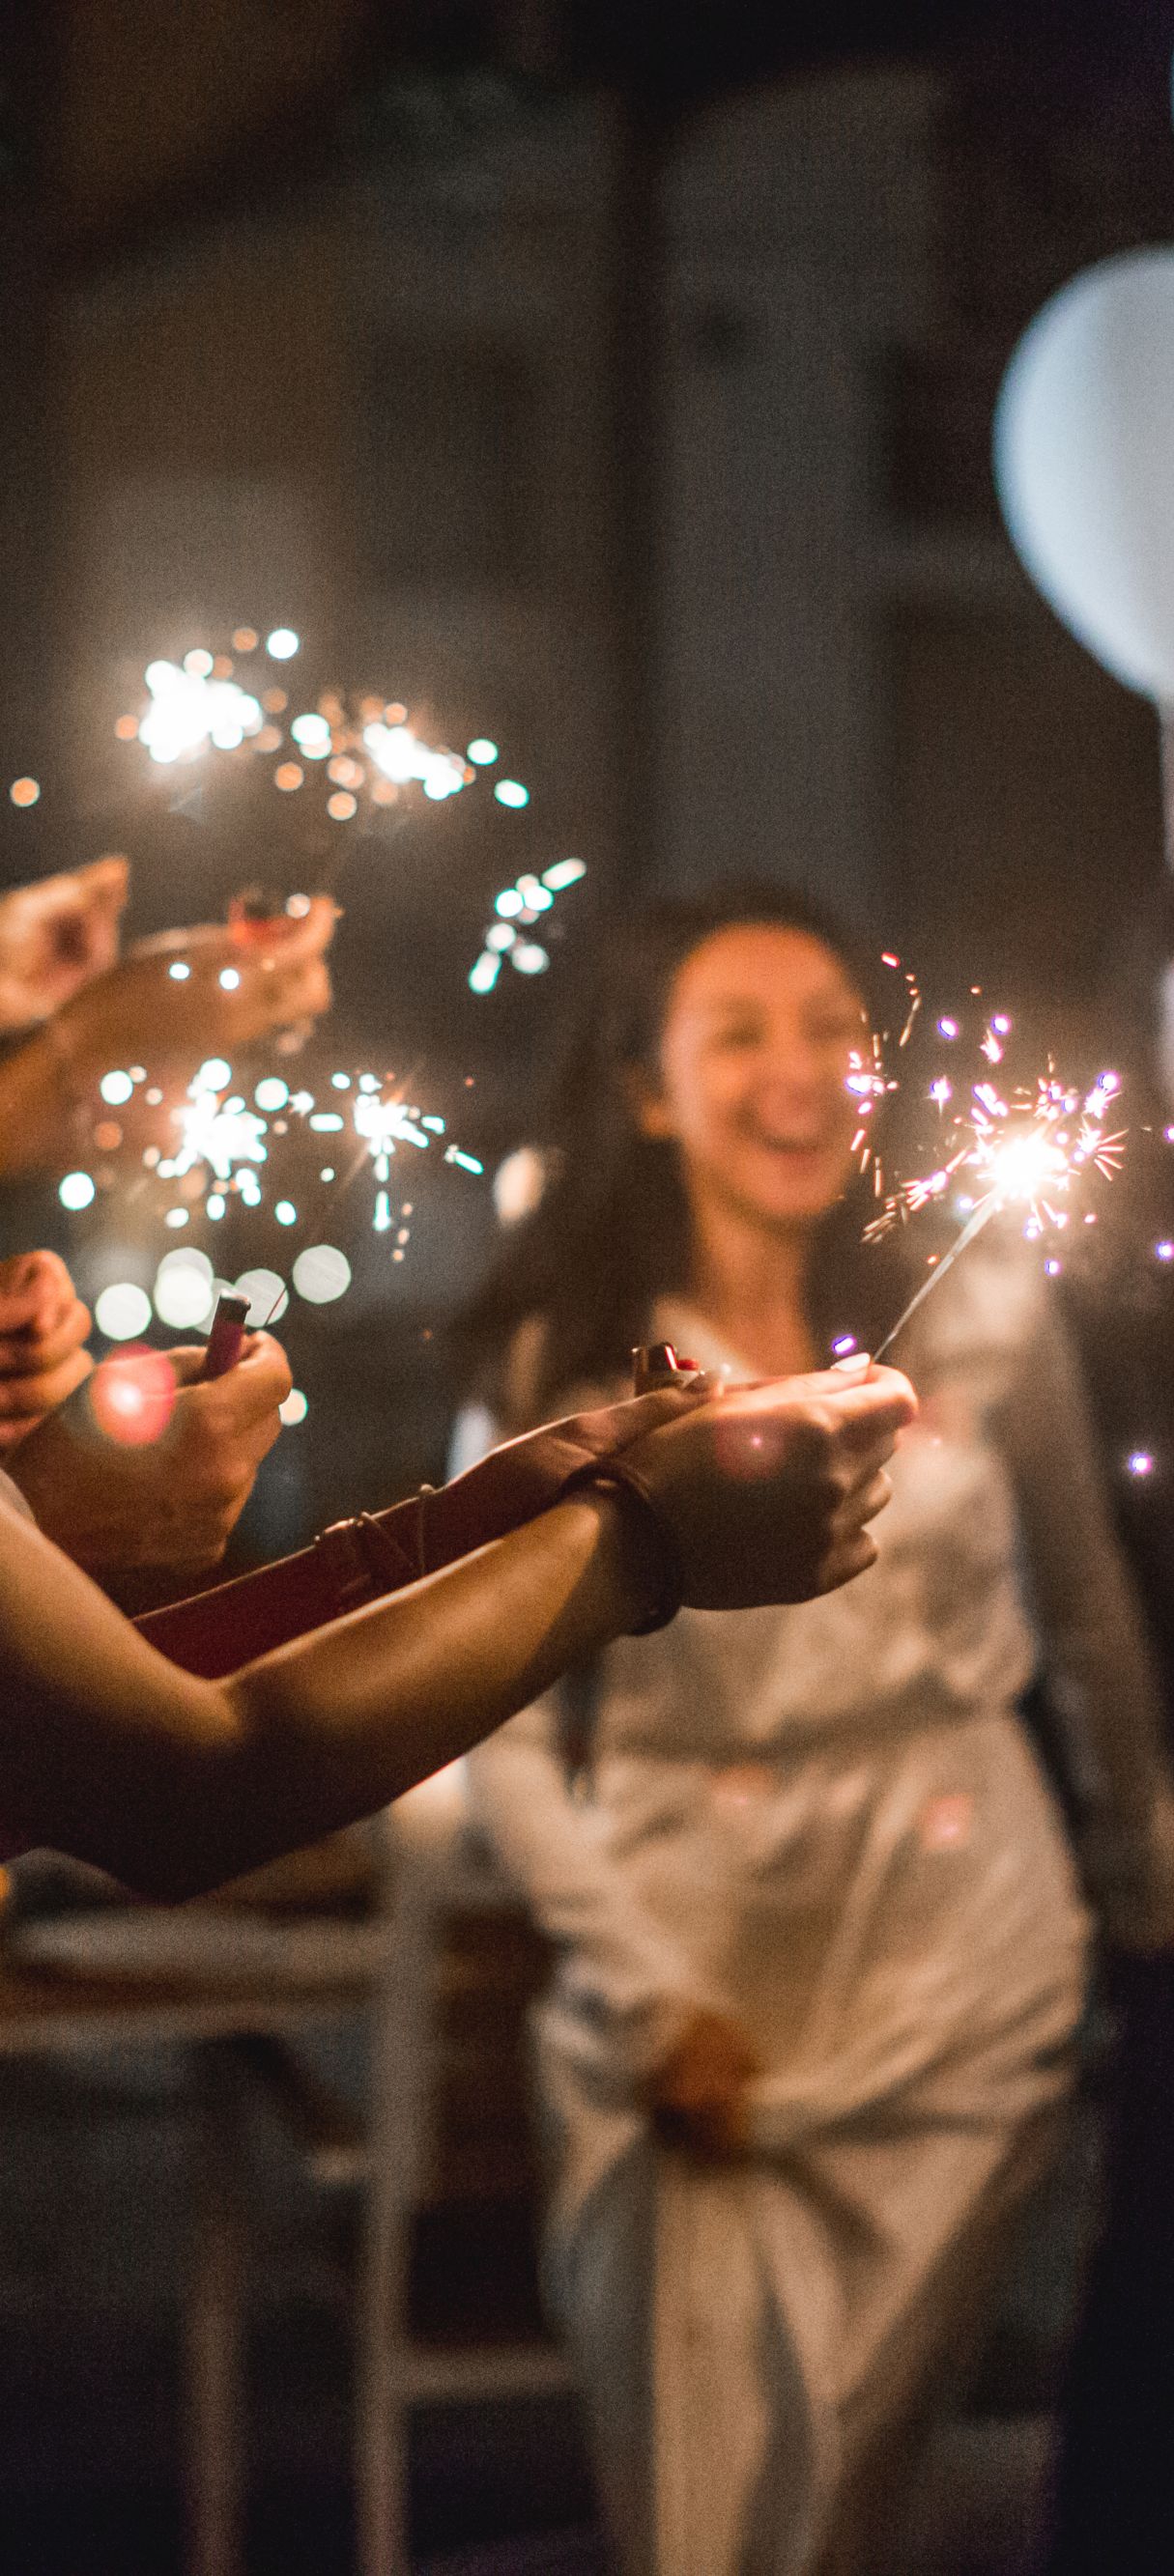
628;920;870;1372
454;881;902;1412
457;876;1174;2576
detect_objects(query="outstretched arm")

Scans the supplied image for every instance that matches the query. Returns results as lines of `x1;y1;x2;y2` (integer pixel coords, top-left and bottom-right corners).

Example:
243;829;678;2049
0;1362;914;1901
0;1477;651;1898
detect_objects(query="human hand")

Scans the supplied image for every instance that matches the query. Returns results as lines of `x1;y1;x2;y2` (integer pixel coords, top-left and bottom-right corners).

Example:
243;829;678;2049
0;857;128;1030
7;1331;292;1573
53;895;335;1074
612;1357;917;1612
0;1251;93;1452
644;2009;759;2159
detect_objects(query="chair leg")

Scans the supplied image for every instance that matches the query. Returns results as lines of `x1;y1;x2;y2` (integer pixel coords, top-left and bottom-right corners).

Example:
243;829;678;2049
184;2041;248;2576
356;1855;438;2576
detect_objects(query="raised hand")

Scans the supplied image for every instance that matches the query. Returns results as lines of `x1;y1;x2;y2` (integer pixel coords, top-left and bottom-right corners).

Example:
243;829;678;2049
63;895;335;1066
0;1252;93;1452
0;857;128;1030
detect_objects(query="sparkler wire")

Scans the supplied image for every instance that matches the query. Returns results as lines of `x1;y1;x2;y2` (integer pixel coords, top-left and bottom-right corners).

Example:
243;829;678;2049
871;1194;1001;1363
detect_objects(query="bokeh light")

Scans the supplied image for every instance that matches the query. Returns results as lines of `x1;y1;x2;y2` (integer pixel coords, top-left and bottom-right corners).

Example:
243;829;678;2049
235;1268;288;1325
94;1282;153;1342
292;1244;352;1304
89;1346;176;1447
493;1147;547;1228
153;1248;215;1331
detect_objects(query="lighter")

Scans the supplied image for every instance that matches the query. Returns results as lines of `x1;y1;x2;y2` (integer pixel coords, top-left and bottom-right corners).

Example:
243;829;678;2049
201;1291;252;1381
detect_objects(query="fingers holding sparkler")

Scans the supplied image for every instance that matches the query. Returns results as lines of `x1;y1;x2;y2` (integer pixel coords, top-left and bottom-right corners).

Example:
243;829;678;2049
72;897;335;1066
0;897;338;1181
614;1361;918;1610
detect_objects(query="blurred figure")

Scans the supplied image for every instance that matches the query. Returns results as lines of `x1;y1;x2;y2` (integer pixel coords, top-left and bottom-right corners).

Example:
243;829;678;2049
459;884;1174;2576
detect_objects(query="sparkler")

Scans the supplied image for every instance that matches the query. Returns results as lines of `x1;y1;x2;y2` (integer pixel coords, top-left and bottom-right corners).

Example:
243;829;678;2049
58;1056;485;1284
858;962;1126;1360
118;634;587;981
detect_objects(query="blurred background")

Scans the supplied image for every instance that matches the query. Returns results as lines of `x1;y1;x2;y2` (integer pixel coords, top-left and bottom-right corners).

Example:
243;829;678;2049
0;2;1171;2568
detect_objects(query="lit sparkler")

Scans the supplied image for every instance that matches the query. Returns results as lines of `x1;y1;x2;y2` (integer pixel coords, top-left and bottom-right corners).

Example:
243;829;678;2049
863;994;1126;1359
119;635;586;981
58;1057;485;1268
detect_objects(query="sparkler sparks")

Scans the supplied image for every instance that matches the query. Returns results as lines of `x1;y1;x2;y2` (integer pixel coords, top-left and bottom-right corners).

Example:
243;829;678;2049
120;633;588;986
58;1057;485;1280
126;645;480;821
867;1065;1125;1253
857;968;1127;1360
469;855;587;992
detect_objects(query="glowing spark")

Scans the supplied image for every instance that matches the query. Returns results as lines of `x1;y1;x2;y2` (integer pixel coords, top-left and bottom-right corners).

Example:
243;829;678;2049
472;858;587;992
363;721;465;801
137;660;263;764
870;1066;1126;1360
163;1075;269;1186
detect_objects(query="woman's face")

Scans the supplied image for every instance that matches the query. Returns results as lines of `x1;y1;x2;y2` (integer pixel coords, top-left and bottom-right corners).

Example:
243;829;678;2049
636;922;867;1231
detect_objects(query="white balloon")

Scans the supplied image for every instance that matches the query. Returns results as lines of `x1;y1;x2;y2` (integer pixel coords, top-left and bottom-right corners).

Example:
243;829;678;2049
994;247;1174;703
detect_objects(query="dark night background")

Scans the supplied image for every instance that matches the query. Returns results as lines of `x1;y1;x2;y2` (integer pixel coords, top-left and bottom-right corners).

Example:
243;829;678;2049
0;5;1172;2569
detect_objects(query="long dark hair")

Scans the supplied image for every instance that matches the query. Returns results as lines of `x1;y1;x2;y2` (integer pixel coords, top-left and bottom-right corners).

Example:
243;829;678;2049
455;880;911;1420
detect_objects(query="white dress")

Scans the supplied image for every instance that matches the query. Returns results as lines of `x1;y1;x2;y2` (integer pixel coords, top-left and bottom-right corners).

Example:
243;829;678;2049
464;1247;1167;2575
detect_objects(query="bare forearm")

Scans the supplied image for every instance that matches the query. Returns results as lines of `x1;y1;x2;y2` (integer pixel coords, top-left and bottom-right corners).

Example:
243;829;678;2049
1;1492;647;1898
199;1494;644;1889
